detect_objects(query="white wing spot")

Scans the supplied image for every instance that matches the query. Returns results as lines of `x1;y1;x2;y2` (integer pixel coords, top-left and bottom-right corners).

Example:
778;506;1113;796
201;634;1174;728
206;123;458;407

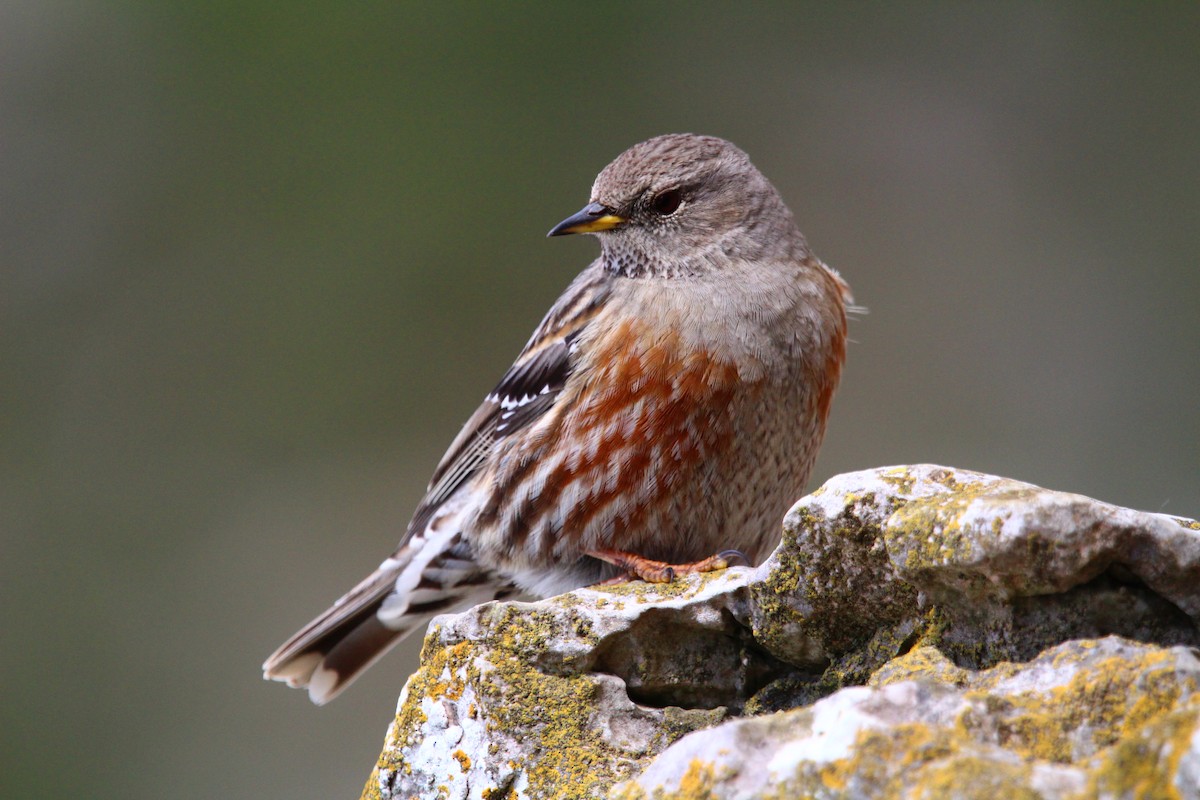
498;390;546;411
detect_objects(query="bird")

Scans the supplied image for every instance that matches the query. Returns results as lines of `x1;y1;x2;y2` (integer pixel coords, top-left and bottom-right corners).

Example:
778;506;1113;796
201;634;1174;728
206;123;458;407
263;133;853;704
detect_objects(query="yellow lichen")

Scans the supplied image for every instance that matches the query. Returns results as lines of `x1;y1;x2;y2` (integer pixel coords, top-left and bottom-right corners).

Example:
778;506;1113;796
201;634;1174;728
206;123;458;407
961;647;1196;763
879;466;917;495
913;756;1043;800
589;567;734;601
674;759;722;799
364;592;722;800
1087;703;1200;799
812;724;950;795
869;644;968;688
771;723;1053;799
610;758;723;800
886;487;984;569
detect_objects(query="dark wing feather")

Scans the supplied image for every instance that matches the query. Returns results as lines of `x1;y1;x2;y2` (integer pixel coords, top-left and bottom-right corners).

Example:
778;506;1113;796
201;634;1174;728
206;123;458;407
404;273;607;539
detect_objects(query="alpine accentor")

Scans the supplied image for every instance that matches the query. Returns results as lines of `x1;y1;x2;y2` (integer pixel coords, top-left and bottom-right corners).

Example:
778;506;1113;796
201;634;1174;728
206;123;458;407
263;133;852;703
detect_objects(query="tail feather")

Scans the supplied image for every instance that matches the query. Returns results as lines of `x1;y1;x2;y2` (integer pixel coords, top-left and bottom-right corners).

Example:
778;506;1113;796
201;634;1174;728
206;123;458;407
263;529;516;704
305;615;412;705
262;555;407;703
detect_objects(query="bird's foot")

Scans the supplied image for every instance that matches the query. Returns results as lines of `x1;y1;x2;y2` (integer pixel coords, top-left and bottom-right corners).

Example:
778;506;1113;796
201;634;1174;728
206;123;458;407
586;548;748;584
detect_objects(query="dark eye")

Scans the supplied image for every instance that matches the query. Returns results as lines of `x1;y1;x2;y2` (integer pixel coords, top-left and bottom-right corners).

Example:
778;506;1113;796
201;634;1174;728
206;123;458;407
650;188;682;216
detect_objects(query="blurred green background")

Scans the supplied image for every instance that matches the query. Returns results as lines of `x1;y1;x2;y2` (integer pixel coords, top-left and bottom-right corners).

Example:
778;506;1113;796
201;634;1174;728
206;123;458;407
4;3;1198;798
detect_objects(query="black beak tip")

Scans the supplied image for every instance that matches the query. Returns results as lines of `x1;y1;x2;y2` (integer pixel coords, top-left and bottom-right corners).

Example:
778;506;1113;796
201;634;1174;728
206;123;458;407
547;201;617;238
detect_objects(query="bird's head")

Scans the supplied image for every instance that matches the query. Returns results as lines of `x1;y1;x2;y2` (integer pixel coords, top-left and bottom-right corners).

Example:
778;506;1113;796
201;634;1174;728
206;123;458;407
548;133;805;277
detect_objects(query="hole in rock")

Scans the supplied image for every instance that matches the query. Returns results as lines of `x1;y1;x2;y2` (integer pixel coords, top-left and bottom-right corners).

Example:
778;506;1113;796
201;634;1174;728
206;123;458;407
946;568;1200;669
588;607;795;713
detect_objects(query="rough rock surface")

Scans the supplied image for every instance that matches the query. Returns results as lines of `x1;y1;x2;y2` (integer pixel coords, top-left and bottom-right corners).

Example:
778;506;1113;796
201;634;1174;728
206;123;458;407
360;465;1200;800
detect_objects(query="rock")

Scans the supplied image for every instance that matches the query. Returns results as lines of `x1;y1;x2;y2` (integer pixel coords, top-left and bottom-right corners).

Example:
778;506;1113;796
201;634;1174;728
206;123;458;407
360;465;1200;800
749;465;1200;705
361;572;760;800
616;639;1200;798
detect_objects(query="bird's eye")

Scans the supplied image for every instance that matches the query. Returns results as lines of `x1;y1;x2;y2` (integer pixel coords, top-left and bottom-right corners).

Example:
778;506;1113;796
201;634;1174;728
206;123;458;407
650;188;682;216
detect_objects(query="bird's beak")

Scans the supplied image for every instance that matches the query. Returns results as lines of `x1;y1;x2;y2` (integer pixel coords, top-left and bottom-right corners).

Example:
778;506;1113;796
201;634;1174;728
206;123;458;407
547;201;626;237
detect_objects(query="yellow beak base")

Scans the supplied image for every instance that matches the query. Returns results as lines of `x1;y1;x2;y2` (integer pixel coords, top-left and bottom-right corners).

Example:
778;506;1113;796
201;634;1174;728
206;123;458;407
547;202;626;237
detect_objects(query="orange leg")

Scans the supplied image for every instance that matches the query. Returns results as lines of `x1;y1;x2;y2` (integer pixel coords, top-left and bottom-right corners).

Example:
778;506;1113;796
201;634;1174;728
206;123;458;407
586;548;749;584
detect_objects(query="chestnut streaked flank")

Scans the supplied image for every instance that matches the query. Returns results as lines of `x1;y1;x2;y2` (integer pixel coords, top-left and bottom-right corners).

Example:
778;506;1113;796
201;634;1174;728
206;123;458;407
263;134;853;704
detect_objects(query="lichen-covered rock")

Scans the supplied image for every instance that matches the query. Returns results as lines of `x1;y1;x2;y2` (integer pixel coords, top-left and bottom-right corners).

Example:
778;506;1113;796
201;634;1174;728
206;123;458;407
750;465;1200;703
361;570;764;800
616;638;1200;798
360;465;1200;800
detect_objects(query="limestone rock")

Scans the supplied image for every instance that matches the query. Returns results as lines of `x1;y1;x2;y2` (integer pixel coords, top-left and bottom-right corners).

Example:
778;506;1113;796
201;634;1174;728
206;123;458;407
361;571;760;800
616;639;1200;798
749;465;1200;703
360;465;1200;800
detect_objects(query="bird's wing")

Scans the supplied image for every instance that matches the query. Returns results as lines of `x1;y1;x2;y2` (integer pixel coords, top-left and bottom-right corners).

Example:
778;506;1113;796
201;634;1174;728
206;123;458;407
404;268;611;540
262;269;611;703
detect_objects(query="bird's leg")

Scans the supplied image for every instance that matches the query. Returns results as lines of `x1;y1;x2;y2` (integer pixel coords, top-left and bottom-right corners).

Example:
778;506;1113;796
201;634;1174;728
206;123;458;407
586;548;749;584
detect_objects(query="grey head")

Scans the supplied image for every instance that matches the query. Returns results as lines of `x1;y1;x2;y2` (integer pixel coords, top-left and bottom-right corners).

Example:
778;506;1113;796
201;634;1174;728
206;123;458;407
548;133;809;277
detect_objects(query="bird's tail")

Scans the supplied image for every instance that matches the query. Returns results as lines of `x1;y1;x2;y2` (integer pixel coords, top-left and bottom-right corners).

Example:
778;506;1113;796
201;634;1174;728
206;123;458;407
263;532;506;704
